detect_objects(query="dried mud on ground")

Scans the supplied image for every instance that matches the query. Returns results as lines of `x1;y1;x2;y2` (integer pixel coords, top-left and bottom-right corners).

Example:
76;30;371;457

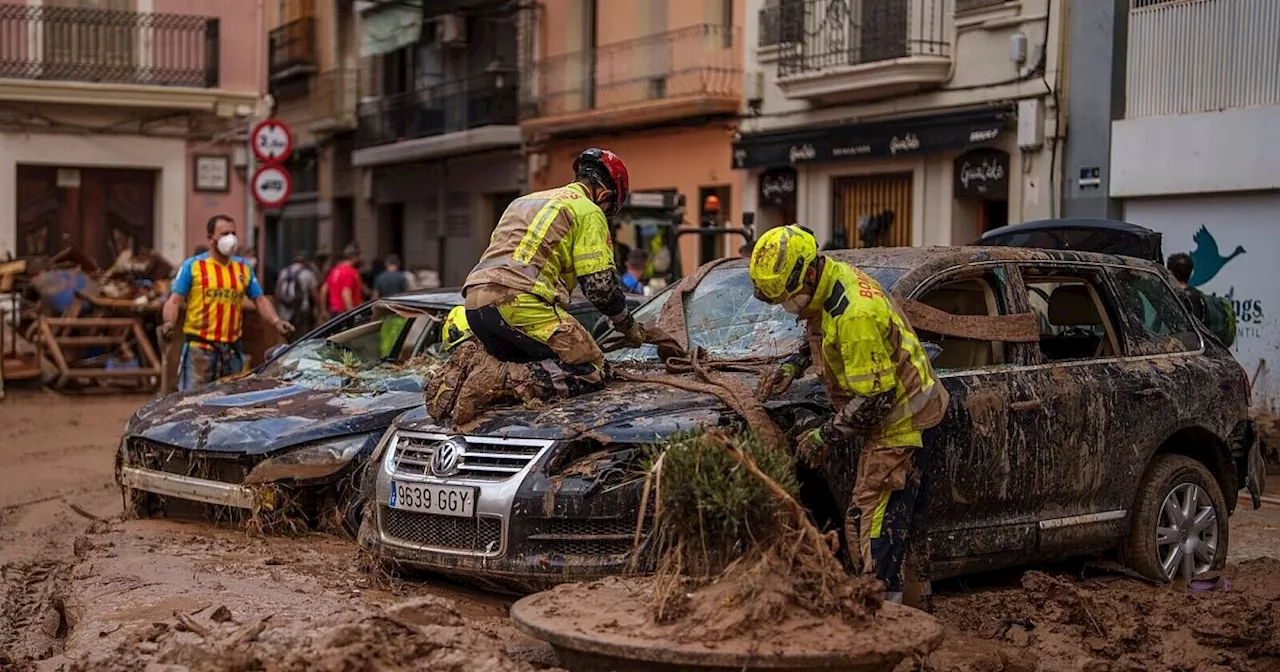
4;390;1280;672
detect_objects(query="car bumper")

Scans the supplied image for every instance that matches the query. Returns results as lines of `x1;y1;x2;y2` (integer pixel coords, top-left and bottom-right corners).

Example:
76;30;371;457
118;466;258;509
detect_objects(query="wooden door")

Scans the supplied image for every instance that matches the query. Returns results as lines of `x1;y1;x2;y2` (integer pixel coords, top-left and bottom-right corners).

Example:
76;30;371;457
15;166;66;258
832;172;913;248
15;166;154;267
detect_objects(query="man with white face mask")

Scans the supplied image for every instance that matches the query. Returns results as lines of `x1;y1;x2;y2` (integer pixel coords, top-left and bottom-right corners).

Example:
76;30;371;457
749;224;947;605
162;214;293;391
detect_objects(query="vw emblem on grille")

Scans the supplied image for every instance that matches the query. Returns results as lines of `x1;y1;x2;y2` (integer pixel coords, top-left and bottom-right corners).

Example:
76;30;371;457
430;438;465;477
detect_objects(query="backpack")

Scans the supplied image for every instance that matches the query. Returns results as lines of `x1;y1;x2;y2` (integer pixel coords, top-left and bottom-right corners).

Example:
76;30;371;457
276;266;305;312
1190;287;1236;347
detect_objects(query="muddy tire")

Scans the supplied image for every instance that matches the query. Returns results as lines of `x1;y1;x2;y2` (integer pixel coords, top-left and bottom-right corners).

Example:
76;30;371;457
1122;454;1229;583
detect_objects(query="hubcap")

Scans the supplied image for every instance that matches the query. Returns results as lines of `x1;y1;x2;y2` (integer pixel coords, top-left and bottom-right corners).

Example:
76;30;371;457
1156;482;1218;581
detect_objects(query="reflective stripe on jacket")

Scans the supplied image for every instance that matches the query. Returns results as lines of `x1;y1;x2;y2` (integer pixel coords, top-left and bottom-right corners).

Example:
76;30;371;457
463;183;616;308
805;259;948;439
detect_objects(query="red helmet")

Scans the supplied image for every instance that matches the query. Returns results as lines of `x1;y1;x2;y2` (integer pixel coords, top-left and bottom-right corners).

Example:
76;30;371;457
572;148;630;216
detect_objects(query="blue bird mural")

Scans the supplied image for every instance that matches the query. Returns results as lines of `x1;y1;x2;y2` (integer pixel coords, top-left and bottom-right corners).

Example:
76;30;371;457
1189;225;1245;288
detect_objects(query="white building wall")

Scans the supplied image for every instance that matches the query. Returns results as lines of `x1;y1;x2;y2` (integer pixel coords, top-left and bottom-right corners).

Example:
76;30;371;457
739;0;1064;241
0;131;187;263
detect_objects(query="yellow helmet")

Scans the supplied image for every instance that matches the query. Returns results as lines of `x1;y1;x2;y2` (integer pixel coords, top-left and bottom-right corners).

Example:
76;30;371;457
748;225;819;303
441;305;472;352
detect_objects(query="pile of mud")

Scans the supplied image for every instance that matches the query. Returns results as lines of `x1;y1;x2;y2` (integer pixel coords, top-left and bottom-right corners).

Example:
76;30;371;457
64;595;563;672
929;558;1280;672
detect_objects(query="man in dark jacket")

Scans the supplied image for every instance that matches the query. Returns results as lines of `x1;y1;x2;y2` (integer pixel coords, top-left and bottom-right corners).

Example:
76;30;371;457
1167;253;1207;323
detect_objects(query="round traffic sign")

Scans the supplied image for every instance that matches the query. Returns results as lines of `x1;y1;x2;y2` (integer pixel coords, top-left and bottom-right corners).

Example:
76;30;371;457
251;119;293;163
251;164;293;209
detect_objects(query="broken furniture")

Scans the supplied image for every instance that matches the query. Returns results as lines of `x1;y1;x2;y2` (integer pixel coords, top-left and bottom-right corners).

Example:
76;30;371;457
37;316;161;392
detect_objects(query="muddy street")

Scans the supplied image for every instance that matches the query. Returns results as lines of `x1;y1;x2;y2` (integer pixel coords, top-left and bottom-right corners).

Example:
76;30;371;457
2;391;1280;671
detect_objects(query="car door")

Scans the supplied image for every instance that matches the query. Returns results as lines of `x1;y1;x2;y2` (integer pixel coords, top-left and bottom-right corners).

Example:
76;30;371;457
1012;262;1131;557
907;263;1044;574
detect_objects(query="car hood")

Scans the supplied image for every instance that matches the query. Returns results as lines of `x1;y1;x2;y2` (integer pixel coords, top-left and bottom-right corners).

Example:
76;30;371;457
128;373;425;455
395;369;805;442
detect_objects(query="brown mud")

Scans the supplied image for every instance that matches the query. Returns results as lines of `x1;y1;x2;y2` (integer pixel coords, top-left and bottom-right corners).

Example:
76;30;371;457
4;391;1280;672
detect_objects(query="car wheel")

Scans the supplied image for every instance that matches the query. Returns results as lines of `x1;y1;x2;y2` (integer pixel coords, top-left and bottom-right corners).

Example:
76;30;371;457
1122;454;1229;583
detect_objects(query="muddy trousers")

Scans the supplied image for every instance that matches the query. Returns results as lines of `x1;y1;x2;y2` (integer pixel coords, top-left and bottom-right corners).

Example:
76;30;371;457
465;298;605;399
846;436;931;599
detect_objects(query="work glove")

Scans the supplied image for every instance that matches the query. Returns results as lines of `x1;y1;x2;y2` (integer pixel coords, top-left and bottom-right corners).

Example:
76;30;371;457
794;423;842;469
613;314;646;349
757;362;802;399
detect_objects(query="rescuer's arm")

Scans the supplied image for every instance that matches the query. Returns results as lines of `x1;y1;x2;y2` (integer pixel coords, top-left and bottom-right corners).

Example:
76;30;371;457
574;210;642;344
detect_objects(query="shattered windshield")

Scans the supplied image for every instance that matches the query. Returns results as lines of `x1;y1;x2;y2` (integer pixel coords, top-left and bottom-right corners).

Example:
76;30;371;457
607;264;907;363
260;302;442;391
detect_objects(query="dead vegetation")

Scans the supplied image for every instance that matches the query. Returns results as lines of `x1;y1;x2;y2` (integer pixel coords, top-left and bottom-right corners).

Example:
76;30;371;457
638;428;883;640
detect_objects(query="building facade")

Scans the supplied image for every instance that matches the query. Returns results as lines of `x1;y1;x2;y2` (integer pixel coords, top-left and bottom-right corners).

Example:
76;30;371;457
522;0;746;273
0;0;266;268
263;0;360;281
735;0;1065;249
350;0;525;286
1072;0;1279;406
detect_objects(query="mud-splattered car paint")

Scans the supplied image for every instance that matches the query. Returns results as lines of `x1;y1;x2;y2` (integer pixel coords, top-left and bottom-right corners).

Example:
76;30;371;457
365;246;1263;591
115;289;640;531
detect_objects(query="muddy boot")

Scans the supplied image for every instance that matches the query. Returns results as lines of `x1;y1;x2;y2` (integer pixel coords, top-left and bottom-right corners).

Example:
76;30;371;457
424;341;481;421
453;352;529;426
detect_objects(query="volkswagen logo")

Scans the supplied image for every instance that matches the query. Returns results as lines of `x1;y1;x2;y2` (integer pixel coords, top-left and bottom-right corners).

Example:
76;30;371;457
430;438;465;478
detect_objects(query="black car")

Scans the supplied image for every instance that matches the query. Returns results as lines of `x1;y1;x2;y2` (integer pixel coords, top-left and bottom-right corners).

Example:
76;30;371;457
363;242;1264;591
116;289;641;530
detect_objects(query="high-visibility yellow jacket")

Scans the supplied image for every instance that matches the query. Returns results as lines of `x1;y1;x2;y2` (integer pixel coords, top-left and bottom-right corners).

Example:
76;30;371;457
801;258;948;445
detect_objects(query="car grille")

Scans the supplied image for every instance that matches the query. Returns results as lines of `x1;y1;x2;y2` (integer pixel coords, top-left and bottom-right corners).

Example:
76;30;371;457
526;517;649;558
126;438;256;484
390;433;549;483
381;507;503;555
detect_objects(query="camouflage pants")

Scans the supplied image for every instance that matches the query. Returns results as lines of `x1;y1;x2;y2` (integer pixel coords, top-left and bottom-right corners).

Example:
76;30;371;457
845;436;930;595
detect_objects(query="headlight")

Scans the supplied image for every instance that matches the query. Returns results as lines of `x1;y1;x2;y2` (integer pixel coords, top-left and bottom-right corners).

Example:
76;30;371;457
245;434;372;484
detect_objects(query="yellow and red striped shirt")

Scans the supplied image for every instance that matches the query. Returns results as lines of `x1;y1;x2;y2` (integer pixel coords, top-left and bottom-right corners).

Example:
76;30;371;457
172;253;263;343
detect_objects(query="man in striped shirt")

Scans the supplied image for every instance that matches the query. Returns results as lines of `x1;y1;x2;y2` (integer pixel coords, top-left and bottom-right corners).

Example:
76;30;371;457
161;214;293;391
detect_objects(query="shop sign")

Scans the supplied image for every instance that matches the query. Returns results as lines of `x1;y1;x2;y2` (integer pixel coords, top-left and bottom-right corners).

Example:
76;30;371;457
758;167;797;208
954;148;1010;199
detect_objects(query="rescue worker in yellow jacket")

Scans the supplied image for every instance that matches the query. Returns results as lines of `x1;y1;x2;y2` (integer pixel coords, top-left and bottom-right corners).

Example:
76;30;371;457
751;225;948;604
456;148;644;404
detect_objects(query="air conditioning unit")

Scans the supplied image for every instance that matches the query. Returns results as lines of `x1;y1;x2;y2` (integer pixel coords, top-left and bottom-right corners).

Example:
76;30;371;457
439;14;467;48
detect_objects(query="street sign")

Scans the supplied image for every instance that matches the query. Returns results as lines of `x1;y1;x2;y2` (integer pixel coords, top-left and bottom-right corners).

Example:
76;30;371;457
251;164;292;209
250;119;293;164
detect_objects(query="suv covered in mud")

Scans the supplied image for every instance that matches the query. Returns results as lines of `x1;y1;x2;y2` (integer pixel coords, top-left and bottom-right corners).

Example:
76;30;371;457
362;247;1263;590
115;289;639;532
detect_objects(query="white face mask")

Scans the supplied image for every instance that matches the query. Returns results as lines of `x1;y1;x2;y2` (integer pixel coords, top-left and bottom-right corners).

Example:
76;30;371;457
216;234;238;256
781;293;813;315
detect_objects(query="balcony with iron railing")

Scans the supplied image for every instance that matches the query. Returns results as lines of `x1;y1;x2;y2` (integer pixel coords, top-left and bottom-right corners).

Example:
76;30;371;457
0;3;219;89
1126;0;1280;118
268;4;317;91
521;23;741;136
354;70;519;151
307;68;358;134
760;0;950;103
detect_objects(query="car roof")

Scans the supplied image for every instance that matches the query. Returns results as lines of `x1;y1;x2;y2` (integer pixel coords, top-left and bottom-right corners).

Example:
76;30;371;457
378;287;631;310
977;218;1164;264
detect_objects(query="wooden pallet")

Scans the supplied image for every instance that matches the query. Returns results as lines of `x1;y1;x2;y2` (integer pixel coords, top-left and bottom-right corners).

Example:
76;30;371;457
37;316;161;392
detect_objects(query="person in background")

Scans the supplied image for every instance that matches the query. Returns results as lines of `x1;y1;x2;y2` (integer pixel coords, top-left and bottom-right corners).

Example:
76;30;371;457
373;254;409;299
325;244;364;316
1167;252;1207;323
275;251;320;340
162;215;293;391
621;248;649;295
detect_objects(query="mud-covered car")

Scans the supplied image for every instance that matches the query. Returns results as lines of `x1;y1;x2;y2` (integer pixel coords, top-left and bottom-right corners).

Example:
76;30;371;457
362;245;1264;590
115;289;640;531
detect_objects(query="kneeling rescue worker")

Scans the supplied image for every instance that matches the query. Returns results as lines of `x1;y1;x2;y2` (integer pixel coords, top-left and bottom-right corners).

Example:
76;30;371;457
751;225;948;604
427;148;645;423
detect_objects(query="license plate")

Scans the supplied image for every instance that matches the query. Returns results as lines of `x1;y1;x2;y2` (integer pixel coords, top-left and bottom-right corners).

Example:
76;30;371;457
389;481;476;518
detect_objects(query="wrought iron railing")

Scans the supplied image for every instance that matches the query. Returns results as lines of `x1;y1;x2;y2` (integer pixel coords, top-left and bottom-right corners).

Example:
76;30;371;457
355;70;519;149
772;0;949;79
525;23;740;118
268;15;316;79
1127;0;1280;117
0;3;219;88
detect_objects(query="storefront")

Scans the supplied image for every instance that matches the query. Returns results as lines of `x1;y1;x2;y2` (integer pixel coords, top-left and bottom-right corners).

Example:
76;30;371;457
732;105;1036;247
1123;193;1279;407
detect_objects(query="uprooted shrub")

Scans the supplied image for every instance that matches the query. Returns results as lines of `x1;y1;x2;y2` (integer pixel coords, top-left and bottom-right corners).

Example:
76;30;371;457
639;428;883;636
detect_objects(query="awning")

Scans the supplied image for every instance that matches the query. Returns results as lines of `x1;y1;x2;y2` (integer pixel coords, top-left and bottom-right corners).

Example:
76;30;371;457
360;0;423;57
731;105;1016;171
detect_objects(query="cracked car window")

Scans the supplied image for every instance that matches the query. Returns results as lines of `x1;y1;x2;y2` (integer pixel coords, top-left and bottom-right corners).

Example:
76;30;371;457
1109;268;1202;354
260;303;429;387
608;265;905;362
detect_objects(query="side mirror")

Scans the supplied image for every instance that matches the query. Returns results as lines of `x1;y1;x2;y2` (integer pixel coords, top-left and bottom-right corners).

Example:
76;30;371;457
265;344;288;362
923;342;942;362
